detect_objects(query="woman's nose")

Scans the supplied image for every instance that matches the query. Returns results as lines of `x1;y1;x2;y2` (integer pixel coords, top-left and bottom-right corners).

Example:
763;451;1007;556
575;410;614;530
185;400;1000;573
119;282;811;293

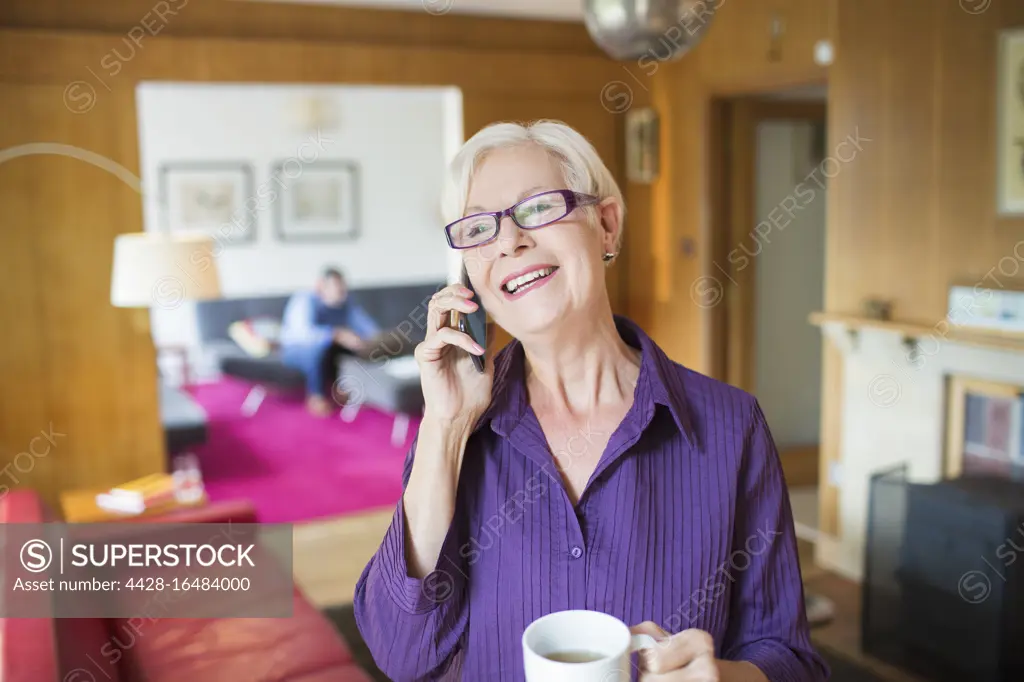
495;214;530;257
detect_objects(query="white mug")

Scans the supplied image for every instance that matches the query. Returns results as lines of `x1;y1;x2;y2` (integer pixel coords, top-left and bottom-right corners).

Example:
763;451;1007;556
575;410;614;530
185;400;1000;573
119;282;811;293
522;610;656;682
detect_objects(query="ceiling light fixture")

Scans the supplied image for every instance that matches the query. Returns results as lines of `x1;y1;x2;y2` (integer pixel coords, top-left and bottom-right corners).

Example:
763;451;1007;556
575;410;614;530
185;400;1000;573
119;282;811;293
583;0;718;62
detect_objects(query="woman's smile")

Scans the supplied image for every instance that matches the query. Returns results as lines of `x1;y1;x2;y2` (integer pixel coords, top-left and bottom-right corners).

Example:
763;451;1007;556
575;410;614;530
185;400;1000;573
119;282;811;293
500;264;560;300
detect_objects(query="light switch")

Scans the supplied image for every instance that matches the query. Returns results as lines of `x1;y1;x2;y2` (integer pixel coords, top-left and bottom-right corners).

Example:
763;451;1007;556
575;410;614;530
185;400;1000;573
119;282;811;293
828;462;844;487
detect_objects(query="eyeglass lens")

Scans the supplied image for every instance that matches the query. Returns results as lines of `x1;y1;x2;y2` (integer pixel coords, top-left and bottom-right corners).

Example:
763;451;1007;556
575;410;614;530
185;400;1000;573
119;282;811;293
448;191;572;248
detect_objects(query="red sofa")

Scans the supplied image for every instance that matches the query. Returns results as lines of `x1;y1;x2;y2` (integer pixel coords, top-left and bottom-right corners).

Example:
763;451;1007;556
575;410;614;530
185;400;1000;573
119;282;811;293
1;489;372;682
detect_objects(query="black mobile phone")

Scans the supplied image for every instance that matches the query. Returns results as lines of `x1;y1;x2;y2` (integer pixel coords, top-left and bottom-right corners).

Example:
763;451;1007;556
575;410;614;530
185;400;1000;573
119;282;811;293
451;268;487;373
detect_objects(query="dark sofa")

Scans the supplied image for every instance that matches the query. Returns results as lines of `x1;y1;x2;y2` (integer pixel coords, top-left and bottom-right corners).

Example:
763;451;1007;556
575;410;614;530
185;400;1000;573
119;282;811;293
194;283;441;440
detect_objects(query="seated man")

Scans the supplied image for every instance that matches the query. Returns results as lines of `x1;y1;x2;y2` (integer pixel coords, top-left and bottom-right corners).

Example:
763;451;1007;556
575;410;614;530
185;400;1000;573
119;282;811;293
280;267;380;416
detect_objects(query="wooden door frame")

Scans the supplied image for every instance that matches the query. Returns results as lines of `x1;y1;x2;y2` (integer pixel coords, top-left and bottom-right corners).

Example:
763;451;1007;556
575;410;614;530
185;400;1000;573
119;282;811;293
708;99;827;392
708;96;834;536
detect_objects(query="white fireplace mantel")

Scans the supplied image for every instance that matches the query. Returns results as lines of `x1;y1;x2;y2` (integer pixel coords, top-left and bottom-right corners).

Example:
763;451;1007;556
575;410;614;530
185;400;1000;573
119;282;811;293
810;312;1024;357
809;311;1024;580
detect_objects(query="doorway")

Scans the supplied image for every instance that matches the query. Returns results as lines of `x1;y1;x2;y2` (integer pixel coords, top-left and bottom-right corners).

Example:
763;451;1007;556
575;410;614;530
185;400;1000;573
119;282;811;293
709;86;828;542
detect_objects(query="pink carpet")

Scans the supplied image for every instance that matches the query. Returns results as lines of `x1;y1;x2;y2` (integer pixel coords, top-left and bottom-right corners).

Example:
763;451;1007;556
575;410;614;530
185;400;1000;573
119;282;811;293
185;379;416;524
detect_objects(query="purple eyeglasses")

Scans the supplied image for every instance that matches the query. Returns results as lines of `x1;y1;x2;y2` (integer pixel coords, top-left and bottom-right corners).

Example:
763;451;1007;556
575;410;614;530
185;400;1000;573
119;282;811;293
444;189;600;250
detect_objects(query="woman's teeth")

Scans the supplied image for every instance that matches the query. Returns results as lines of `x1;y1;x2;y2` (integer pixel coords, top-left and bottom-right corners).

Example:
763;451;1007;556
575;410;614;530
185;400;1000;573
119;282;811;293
504;267;556;294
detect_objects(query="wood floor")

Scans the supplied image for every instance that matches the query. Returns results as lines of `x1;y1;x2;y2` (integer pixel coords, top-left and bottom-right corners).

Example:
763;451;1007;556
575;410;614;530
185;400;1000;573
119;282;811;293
293;506;394;607
797;540;928;682
294;511;924;682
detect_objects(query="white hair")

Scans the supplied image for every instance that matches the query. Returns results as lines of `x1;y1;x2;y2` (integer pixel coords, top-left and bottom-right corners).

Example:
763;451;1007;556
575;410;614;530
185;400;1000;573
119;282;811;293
441;120;626;252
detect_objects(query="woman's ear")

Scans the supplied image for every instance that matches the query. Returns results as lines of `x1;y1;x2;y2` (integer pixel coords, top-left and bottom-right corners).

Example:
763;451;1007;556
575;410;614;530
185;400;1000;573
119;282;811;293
596;197;624;255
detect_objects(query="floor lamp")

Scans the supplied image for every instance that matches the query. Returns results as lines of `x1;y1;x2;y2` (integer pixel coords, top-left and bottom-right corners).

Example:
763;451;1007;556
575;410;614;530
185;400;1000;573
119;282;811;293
110;231;222;455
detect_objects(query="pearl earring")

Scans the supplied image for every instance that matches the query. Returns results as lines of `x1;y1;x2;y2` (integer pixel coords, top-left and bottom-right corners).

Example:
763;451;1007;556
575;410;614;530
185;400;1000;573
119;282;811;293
602;252;615;262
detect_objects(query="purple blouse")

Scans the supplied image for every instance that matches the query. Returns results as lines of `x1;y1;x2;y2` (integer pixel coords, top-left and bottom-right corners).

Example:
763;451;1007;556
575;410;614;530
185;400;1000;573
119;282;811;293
354;317;829;682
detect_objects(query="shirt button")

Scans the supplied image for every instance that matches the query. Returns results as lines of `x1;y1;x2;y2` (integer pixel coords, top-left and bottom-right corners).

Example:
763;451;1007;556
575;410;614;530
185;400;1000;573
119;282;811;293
570;546;583;559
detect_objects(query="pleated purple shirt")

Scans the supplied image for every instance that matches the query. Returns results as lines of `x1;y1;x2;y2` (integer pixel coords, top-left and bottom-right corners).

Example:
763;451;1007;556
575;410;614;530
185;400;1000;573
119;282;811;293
354;317;829;682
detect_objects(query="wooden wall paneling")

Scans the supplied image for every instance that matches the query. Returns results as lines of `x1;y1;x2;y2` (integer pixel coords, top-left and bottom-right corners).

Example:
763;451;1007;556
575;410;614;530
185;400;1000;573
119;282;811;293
749;100;828;121
66;85;163;499
937;0;998;292
616;66;656;333
653;60;709;370
949;0;1024;302
881;0;939;320
44;93;104;495
599;84;654;322
725;99;756;392
779;444;820;488
815;1;875;543
825;0;1024;322
697;0;830;94
826;0;839;45
0;30;613;96
705;96;730;382
645;67;675;335
107;89;165;492
818;345;841;537
815;0;866;541
0;0;604;55
0;85;164;507
683;71;715;375
623;179;653;328
0;88;56;502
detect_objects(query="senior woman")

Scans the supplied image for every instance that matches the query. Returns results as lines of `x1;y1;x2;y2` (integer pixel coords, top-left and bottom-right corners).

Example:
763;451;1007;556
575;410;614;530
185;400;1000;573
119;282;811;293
354;120;828;682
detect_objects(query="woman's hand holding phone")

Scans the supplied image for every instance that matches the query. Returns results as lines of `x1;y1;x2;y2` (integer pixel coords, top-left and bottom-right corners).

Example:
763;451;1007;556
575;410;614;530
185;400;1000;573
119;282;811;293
404;283;492;578
414;283;493;431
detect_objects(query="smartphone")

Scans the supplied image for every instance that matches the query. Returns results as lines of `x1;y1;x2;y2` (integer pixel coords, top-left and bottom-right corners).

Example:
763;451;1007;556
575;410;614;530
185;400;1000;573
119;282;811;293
450;267;487;373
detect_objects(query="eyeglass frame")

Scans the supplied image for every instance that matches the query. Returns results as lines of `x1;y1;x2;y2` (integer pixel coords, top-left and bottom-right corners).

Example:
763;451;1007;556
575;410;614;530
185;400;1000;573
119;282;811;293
443;189;601;250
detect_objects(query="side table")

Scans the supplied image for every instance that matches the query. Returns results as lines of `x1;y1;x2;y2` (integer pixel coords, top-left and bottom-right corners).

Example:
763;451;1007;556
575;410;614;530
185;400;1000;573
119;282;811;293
60;487;208;523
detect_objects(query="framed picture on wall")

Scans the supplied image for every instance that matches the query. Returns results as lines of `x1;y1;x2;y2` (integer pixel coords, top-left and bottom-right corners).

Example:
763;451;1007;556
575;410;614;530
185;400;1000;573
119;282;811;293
997;29;1024;216
158;162;257;243
271;160;360;242
945;375;1024;479
625;107;660;184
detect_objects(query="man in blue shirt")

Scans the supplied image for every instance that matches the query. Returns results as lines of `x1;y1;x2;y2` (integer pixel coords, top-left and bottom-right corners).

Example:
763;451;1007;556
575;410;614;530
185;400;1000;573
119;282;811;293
280;267;381;416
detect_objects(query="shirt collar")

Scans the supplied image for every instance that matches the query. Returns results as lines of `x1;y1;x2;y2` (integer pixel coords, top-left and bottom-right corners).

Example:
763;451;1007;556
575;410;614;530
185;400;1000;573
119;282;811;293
478;342;527;437
479;316;697;449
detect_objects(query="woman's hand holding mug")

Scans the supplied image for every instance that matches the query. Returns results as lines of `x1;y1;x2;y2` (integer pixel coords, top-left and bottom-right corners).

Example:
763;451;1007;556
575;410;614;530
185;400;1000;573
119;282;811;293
414;283;493;431
631;622;767;682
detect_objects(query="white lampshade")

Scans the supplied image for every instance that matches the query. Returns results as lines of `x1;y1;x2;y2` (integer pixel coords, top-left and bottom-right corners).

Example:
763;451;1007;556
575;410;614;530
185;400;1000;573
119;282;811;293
110;232;222;309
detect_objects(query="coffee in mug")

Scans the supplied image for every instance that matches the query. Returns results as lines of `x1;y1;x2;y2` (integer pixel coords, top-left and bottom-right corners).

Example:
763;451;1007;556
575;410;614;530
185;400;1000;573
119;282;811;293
522;610;656;682
543;650;606;664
